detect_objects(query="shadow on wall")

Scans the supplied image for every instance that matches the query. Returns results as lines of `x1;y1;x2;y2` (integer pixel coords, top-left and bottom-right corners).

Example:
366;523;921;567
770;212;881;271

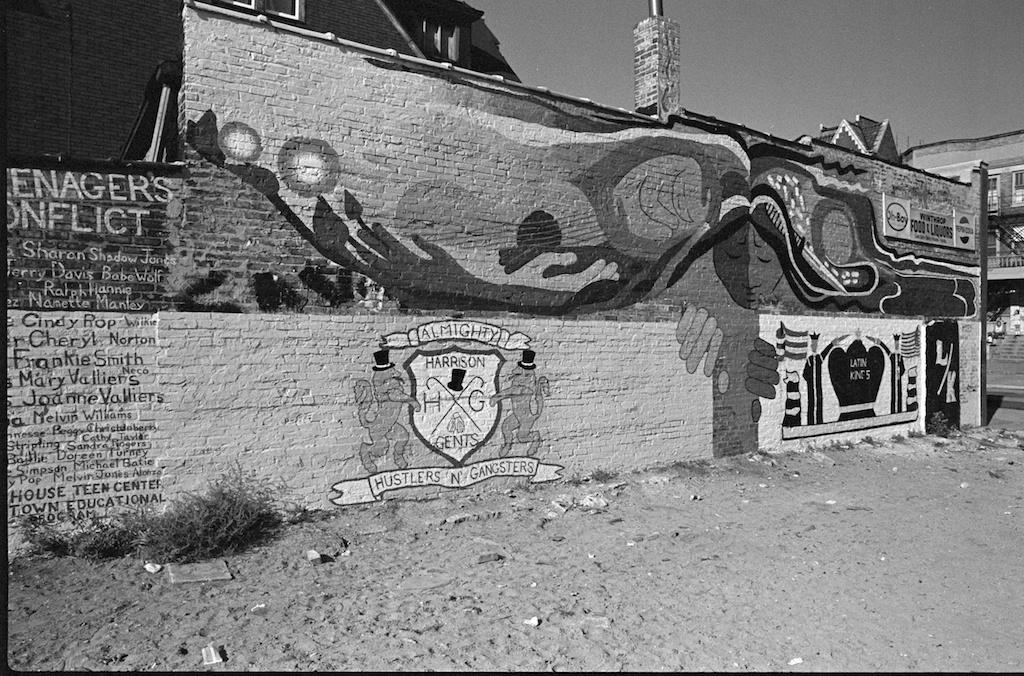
173;270;243;313
251;272;307;312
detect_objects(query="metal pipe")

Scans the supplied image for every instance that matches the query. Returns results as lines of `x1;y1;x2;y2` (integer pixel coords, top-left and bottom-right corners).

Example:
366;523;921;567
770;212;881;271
649;0;663;17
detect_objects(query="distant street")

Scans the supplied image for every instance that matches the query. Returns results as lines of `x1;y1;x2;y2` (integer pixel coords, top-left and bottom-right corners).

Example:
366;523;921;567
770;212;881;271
987;357;1024;431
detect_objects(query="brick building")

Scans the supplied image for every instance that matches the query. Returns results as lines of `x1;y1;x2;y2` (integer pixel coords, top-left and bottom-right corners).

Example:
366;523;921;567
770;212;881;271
6;0;985;546
903;130;1024;337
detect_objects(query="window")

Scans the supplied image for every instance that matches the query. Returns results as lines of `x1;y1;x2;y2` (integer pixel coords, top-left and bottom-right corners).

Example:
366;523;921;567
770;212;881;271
988;175;999;212
1013;171;1024;205
229;0;304;21
420;20;462;63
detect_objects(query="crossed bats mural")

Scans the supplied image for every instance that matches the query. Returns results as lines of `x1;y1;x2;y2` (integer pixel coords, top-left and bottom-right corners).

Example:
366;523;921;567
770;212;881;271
184;62;977;454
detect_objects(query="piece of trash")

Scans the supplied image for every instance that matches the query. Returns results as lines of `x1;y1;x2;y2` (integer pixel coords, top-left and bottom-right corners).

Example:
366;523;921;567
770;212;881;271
396;572;455;591
167;561;233;584
250;603;268;615
626;541;636;547
587;553;595;558
523;616;540;627
988;470;1004;479
892;467;898;473
444;513;474;525
792;472;800;478
608;517;623;524
758;483;768;488
202;644;225;665
550;535;566;542
339;549;351;557
959;482;969;489
306;549;323;565
825;500;837;505
579;494;608;510
581;615;611;629
690;494;702;501
143;563;163;574
550;496;572;513
477;552;505;564
788;657;803;666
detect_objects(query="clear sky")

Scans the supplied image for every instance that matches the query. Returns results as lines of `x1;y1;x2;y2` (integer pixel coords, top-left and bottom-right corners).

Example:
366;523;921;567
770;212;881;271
470;0;1023;150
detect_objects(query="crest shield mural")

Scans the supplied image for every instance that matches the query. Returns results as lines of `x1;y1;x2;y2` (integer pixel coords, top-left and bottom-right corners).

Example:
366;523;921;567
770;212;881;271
334;320;563;505
405;347;505;465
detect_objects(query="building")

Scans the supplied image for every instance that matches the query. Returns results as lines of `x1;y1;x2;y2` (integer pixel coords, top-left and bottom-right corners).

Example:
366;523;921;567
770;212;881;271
4;0;517;161
815;115;900;164
6;0;985;546
903;130;1024;339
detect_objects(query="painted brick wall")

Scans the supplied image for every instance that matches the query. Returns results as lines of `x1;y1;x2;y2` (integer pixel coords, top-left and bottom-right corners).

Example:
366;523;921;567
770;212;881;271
633;15;680;115
4;3;986;551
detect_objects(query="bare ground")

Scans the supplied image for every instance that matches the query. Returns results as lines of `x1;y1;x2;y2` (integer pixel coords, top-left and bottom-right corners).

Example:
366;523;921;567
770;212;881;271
7;426;1024;672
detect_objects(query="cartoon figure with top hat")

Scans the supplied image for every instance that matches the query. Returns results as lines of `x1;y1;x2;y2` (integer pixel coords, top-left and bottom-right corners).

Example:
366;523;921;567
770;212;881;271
353;348;421;472
490;350;550;457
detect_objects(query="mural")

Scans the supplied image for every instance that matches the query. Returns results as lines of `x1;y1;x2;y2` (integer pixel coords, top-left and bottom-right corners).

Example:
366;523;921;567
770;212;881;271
6;168;182;313
184;106;979;321
180;42;982;460
6;311;165;523
334;320;562;504
769;320;920;439
925;321;960;428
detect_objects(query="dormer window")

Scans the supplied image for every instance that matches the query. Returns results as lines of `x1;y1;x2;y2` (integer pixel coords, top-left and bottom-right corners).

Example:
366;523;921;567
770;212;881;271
418;20;463;63
229;0;305;21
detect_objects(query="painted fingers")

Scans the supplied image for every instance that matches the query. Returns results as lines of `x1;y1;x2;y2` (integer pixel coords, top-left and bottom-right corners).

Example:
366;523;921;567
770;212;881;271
676;304;724;377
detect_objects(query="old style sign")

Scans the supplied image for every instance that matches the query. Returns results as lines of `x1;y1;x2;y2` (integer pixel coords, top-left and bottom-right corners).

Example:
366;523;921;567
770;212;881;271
882;194;974;251
404;347;505;465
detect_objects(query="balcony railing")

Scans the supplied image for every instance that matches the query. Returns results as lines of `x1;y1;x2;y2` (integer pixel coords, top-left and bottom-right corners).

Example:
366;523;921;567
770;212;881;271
990;252;1024;269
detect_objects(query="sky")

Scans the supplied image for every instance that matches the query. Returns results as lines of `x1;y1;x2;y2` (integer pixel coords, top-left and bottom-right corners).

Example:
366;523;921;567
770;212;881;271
469;0;1024;150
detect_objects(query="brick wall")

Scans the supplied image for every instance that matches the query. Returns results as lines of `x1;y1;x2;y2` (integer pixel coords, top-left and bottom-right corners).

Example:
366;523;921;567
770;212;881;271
4;3;986;550
633;15;680;116
6;0;184;159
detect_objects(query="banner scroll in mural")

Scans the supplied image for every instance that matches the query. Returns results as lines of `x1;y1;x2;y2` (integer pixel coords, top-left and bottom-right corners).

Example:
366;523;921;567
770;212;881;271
381;320;531;350
329;457;562;505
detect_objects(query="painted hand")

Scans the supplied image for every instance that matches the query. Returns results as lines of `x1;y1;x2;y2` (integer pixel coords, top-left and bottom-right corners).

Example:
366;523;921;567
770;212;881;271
675;303;724;377
745;337;780;422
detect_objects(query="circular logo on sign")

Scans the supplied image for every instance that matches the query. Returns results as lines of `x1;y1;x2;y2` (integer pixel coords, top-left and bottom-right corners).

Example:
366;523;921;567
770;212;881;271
885;202;908;231
959;216;971;244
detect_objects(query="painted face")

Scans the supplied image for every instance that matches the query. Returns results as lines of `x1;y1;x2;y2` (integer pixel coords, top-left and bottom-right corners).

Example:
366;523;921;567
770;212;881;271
714;222;785;309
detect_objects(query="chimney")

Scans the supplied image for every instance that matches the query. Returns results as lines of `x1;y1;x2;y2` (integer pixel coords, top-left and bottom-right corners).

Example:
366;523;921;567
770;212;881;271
633;0;680;119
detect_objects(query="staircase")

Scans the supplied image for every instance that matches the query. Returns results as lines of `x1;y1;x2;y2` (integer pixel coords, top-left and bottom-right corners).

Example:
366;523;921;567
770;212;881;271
989;333;1024;362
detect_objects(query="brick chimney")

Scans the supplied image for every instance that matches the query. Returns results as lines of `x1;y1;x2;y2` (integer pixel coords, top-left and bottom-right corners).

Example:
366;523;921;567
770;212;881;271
633;0;680;119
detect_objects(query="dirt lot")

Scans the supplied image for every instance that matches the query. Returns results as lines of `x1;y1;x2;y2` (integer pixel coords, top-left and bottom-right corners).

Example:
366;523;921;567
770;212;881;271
7;425;1024;672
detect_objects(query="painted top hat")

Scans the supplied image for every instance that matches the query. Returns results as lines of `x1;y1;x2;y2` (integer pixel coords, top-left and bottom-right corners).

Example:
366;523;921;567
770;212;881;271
372;349;394;371
448;368;466;391
518;349;536;370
